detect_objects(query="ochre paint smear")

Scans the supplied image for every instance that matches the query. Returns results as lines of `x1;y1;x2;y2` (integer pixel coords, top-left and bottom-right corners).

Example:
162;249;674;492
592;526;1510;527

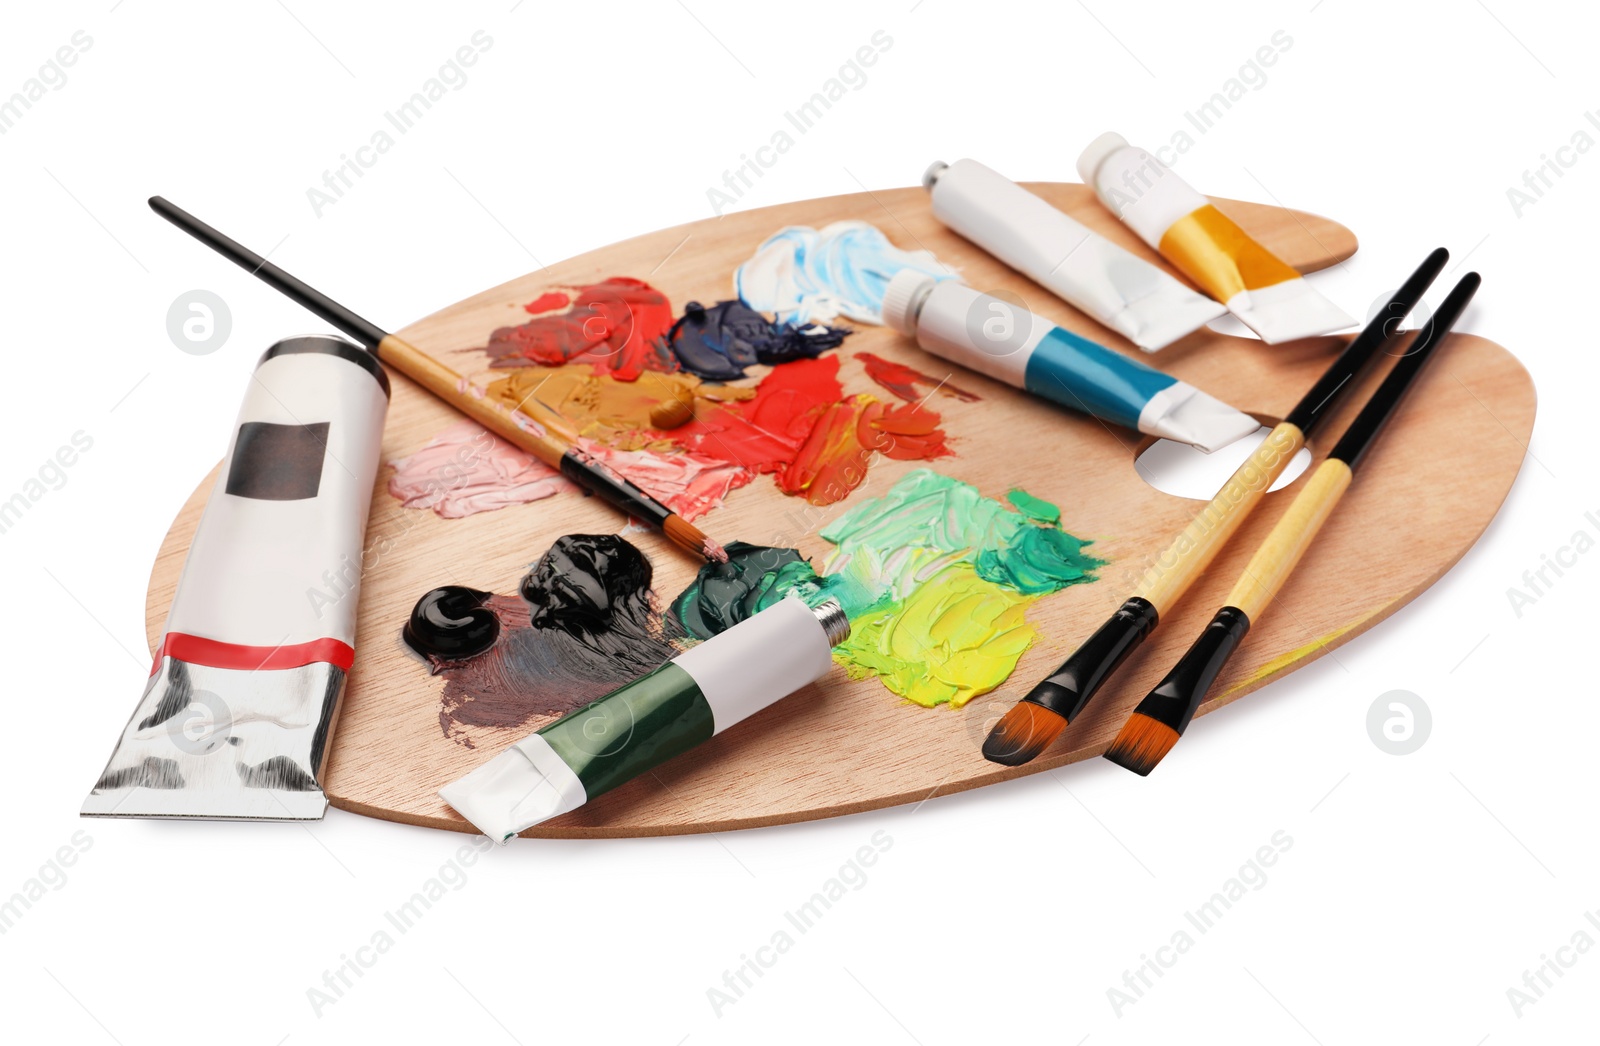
481;277;677;381
411;535;682;745
833;563;1036;708
855;351;980;404
388;419;573;519
482;363;752;445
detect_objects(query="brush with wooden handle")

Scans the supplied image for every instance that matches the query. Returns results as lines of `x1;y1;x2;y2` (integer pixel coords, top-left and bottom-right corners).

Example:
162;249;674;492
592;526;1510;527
1104;271;1481;774
982;247;1451;766
148;196;727;563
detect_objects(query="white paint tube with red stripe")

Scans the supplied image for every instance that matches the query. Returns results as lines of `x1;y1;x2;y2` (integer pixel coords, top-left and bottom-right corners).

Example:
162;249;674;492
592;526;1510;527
82;334;390;821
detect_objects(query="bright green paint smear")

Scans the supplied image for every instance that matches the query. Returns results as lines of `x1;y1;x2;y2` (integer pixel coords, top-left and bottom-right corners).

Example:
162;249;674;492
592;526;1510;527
821;468;1103;597
821;469;1103;707
833;563;1036;708
1006;487;1060;525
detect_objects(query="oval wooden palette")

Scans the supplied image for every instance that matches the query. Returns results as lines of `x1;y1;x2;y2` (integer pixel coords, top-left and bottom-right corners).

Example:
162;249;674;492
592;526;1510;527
144;184;1533;837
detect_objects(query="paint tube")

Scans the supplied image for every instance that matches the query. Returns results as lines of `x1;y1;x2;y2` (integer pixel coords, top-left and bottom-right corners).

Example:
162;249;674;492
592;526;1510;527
82;335;389;820
923;159;1226;352
1076;133;1355;344
882;271;1258;453
441;596;850;841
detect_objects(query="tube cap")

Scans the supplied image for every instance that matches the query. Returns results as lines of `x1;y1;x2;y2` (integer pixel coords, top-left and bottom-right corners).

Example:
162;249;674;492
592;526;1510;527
1076;131;1129;186
882;270;938;336
922;160;949;191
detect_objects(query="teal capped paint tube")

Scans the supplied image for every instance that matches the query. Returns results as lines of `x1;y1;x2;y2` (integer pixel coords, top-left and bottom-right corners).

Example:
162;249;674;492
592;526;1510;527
881;271;1258;453
440;596;850;842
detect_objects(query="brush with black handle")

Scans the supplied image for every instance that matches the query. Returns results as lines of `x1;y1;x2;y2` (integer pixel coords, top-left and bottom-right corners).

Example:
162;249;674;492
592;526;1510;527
1104;271;1481;775
148;196;728;563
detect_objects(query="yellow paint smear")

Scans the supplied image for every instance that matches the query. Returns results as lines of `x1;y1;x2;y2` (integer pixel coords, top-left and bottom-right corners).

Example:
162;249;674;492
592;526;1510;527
1218;603;1388;698
834;563;1037;708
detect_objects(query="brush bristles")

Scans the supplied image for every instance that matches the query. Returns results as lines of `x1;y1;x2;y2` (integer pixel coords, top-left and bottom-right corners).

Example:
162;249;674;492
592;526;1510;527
662;515;726;562
982;701;1067;766
1102;714;1181;777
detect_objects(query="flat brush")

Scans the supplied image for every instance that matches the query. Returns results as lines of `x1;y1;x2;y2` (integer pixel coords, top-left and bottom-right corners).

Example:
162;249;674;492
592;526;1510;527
148;196;726;563
1106;271;1481;775
982;247;1450;766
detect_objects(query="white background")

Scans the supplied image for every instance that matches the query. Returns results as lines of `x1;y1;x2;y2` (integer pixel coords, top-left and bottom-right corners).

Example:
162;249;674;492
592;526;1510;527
1;1;1593;1042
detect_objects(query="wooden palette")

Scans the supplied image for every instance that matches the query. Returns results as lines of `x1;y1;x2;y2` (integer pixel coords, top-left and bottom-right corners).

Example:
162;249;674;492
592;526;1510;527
144;185;1534;836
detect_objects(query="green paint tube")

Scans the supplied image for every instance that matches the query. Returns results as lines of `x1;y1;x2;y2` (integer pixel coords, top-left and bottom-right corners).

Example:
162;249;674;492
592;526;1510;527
440;596;850;842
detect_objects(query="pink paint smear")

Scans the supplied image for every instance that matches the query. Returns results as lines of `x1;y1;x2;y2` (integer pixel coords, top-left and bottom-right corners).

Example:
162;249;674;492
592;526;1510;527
389;419;747;522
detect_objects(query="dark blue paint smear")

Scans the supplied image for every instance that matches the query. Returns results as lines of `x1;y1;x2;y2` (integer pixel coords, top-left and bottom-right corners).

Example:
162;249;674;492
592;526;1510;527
667;300;848;381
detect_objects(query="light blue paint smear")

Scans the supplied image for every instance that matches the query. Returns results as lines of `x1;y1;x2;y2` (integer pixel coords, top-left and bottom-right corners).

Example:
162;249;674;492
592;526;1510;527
735;220;956;326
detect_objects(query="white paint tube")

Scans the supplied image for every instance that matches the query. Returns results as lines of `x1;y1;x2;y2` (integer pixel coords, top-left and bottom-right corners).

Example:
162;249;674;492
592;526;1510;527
924;158;1226;351
1076;133;1355;344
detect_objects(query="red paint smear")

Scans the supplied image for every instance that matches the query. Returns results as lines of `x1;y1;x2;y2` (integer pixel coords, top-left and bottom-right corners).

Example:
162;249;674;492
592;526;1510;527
663;356;843;472
482;277;676;381
524;291;570;314
649;356;951;505
856;350;981;403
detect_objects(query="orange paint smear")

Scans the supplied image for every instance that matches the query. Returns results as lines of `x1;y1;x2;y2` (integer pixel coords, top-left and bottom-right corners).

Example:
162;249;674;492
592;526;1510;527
779;395;952;504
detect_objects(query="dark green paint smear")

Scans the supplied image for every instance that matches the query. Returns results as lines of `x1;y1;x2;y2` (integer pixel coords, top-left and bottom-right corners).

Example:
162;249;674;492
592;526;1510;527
539;661;714;799
669;540;888;642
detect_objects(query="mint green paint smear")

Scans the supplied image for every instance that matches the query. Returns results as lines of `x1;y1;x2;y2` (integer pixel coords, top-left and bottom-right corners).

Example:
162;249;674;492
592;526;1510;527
670;471;1104;707
821;468;1103;597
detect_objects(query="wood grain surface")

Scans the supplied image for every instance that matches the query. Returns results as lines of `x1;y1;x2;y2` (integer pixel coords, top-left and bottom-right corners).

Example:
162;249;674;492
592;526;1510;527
143;184;1535;837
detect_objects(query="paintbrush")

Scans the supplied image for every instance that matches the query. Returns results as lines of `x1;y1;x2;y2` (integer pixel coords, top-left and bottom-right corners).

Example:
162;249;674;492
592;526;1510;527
1105;272;1481;774
148;196;727;563
982;247;1451;766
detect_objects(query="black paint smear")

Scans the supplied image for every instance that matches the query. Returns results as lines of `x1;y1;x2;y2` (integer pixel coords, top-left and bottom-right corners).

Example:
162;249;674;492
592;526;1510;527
137;658;193;731
236;756;319;791
413;535;683;746
667;300;849;381
404;587;500;659
95;756;185;790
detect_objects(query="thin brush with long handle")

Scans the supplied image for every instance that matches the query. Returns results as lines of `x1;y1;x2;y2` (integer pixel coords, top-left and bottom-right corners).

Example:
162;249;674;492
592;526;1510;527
1105;271;1481;774
982;247;1451;766
148;196;727;563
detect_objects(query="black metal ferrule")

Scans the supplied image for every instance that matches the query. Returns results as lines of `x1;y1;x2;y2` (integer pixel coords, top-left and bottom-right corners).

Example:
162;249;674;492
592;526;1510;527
1133;606;1252;734
1023;597;1159;722
260;334;391;398
559;451;673;528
